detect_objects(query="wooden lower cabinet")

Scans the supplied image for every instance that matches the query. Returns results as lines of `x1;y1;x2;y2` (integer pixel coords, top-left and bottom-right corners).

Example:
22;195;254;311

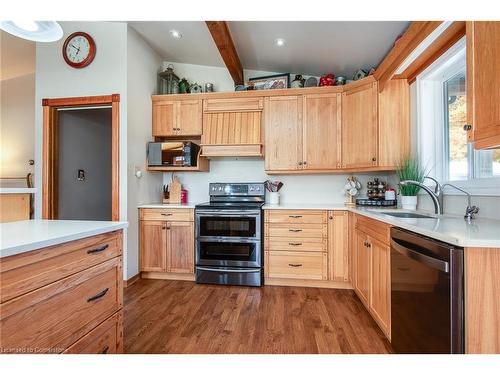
353;216;391;339
0;193;31;223
139;208;195;280
0;230;124;354
264;209;350;288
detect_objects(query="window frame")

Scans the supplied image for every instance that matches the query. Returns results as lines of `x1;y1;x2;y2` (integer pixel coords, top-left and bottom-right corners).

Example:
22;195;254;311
415;37;500;196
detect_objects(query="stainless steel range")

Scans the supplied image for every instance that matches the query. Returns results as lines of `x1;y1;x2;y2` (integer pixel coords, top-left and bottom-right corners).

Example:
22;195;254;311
195;182;265;287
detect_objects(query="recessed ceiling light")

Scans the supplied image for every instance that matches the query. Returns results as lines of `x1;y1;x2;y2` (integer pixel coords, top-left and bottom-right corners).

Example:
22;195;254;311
170;29;182;39
274;38;286;47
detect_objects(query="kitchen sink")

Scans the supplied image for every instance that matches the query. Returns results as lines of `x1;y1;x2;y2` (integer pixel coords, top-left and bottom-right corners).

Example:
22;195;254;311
381;212;436;219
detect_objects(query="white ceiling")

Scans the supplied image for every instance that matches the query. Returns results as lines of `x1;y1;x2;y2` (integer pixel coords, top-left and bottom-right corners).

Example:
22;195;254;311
0;30;36;81
129;21;410;78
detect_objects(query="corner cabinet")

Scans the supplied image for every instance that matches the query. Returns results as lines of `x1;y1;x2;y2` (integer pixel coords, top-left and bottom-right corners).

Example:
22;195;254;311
139;208;195;280
152;99;202;137
341;81;378;168
466;21;500;149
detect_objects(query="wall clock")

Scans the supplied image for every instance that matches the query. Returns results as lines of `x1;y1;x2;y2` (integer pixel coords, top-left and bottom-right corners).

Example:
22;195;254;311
62;32;96;68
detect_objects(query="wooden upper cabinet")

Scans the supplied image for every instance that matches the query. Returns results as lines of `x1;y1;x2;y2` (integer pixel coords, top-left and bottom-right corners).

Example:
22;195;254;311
140;220;167;272
264;96;303;171
341;82;378;168
303;93;342;170
167;221;194;274
152;101;176;137
378;79;410;167
152;100;202;137
466;21;500;149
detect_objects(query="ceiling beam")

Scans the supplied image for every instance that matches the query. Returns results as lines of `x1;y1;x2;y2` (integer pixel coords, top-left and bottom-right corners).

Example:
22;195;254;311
206;21;244;86
397;21;466;84
374;21;443;92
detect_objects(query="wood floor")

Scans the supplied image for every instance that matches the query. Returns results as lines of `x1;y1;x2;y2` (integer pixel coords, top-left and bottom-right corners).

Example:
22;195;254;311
124;279;393;354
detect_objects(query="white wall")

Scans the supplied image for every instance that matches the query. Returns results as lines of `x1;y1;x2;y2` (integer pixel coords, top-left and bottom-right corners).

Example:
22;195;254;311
126;26;163;279
0;74;35;182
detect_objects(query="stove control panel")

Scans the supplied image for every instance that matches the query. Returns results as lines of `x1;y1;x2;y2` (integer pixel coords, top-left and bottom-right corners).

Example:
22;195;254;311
209;183;265;197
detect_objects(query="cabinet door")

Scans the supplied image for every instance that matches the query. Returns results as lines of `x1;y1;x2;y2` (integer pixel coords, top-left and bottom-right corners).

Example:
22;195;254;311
152;101;176;137
466;22;500;149
370;237;391;337
264;96;303;171
166;221;194;274
140;220;167;272
328;211;349;282
341;82;378;168
303;93;342;169
178;100;202;136
354;229;371;306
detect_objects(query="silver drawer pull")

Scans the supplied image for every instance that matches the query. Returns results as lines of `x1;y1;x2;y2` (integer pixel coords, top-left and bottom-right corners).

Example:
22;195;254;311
288;263;303;268
289;229;302;232
87;244;109;254
87;288;109;303
289;242;302;246
289;215;303;218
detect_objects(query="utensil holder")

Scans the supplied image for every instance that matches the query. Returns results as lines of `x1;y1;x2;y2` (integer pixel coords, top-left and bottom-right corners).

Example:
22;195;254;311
268;192;280;205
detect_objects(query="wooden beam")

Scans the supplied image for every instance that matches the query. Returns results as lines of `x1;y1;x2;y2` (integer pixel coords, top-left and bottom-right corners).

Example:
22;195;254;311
399;21;466;84
206;21;244;86
374;21;443;92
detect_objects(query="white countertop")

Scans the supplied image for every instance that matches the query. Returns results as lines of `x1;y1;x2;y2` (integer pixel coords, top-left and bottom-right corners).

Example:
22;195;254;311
263;203;500;248
0;220;128;258
0;188;37;194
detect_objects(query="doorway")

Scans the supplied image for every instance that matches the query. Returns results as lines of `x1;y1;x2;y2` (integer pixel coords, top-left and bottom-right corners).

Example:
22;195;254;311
42;94;120;220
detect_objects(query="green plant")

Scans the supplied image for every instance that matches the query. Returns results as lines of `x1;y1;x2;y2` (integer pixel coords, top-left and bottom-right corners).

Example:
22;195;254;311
396;158;428;196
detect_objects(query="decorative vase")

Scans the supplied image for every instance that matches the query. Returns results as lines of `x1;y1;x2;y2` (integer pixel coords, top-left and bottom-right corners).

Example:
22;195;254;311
401;195;417;210
268;192;280;206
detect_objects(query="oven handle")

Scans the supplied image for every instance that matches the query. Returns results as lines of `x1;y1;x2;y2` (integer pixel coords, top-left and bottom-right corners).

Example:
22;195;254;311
391;239;449;273
197;237;260;243
196;267;261;273
196;210;261;216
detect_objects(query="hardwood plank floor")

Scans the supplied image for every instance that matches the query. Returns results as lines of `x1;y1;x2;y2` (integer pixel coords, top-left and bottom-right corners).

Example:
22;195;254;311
124;279;393;354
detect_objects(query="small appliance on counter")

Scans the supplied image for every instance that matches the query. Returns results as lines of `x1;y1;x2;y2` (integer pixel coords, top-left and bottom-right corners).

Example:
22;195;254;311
356;178;397;207
147;141;200;168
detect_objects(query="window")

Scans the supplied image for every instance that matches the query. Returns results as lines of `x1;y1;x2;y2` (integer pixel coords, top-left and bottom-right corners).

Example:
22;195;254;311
416;37;500;194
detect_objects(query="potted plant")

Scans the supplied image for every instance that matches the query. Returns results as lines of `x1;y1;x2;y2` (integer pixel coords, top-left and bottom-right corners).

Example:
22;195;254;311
396;158;428;210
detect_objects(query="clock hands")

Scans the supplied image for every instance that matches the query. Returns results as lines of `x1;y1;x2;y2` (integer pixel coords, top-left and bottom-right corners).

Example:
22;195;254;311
70;43;81;55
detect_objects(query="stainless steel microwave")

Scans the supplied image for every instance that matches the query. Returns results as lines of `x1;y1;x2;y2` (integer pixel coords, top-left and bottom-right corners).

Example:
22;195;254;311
147;142;200;167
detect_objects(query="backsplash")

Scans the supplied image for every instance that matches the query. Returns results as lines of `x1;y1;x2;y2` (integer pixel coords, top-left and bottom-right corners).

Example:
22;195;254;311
160;158;394;204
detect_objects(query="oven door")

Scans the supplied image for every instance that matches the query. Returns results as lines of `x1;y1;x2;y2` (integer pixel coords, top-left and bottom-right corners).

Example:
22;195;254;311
196;209;261;239
196;238;261;268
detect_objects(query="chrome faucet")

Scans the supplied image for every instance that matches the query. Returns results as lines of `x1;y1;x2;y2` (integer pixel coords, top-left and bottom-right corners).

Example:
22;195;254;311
399;177;479;221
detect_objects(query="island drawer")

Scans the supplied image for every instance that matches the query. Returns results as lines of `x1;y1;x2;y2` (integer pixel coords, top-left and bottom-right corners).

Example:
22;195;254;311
63;311;122;354
140;208;194;222
266;251;327;280
0;257;122;353
0;230;122;303
265;210;327;224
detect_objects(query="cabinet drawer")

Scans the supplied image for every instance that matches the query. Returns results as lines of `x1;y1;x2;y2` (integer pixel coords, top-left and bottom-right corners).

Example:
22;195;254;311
356;215;391;245
265;237;327;252
267;251;327;280
265;224;328;238
265;210;327;224
0;231;122;303
140;208;194;222
63;311;122;354
0;257;122;353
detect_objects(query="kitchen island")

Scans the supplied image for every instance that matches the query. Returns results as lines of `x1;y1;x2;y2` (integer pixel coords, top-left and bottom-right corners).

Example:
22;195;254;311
0;219;127;354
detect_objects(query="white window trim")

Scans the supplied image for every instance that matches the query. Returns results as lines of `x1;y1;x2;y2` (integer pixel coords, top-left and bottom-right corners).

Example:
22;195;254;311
415;37;500;197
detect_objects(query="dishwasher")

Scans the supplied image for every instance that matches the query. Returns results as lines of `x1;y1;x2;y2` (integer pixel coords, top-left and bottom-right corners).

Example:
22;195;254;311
390;227;464;354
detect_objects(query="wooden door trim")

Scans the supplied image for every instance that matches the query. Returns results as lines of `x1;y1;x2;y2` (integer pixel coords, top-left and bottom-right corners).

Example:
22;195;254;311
42;94;120;221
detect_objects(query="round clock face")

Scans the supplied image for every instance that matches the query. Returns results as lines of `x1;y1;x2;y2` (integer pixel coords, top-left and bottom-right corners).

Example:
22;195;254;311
62;32;96;68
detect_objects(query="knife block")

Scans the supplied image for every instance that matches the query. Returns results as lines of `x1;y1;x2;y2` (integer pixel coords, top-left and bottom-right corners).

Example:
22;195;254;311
163;177;182;204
